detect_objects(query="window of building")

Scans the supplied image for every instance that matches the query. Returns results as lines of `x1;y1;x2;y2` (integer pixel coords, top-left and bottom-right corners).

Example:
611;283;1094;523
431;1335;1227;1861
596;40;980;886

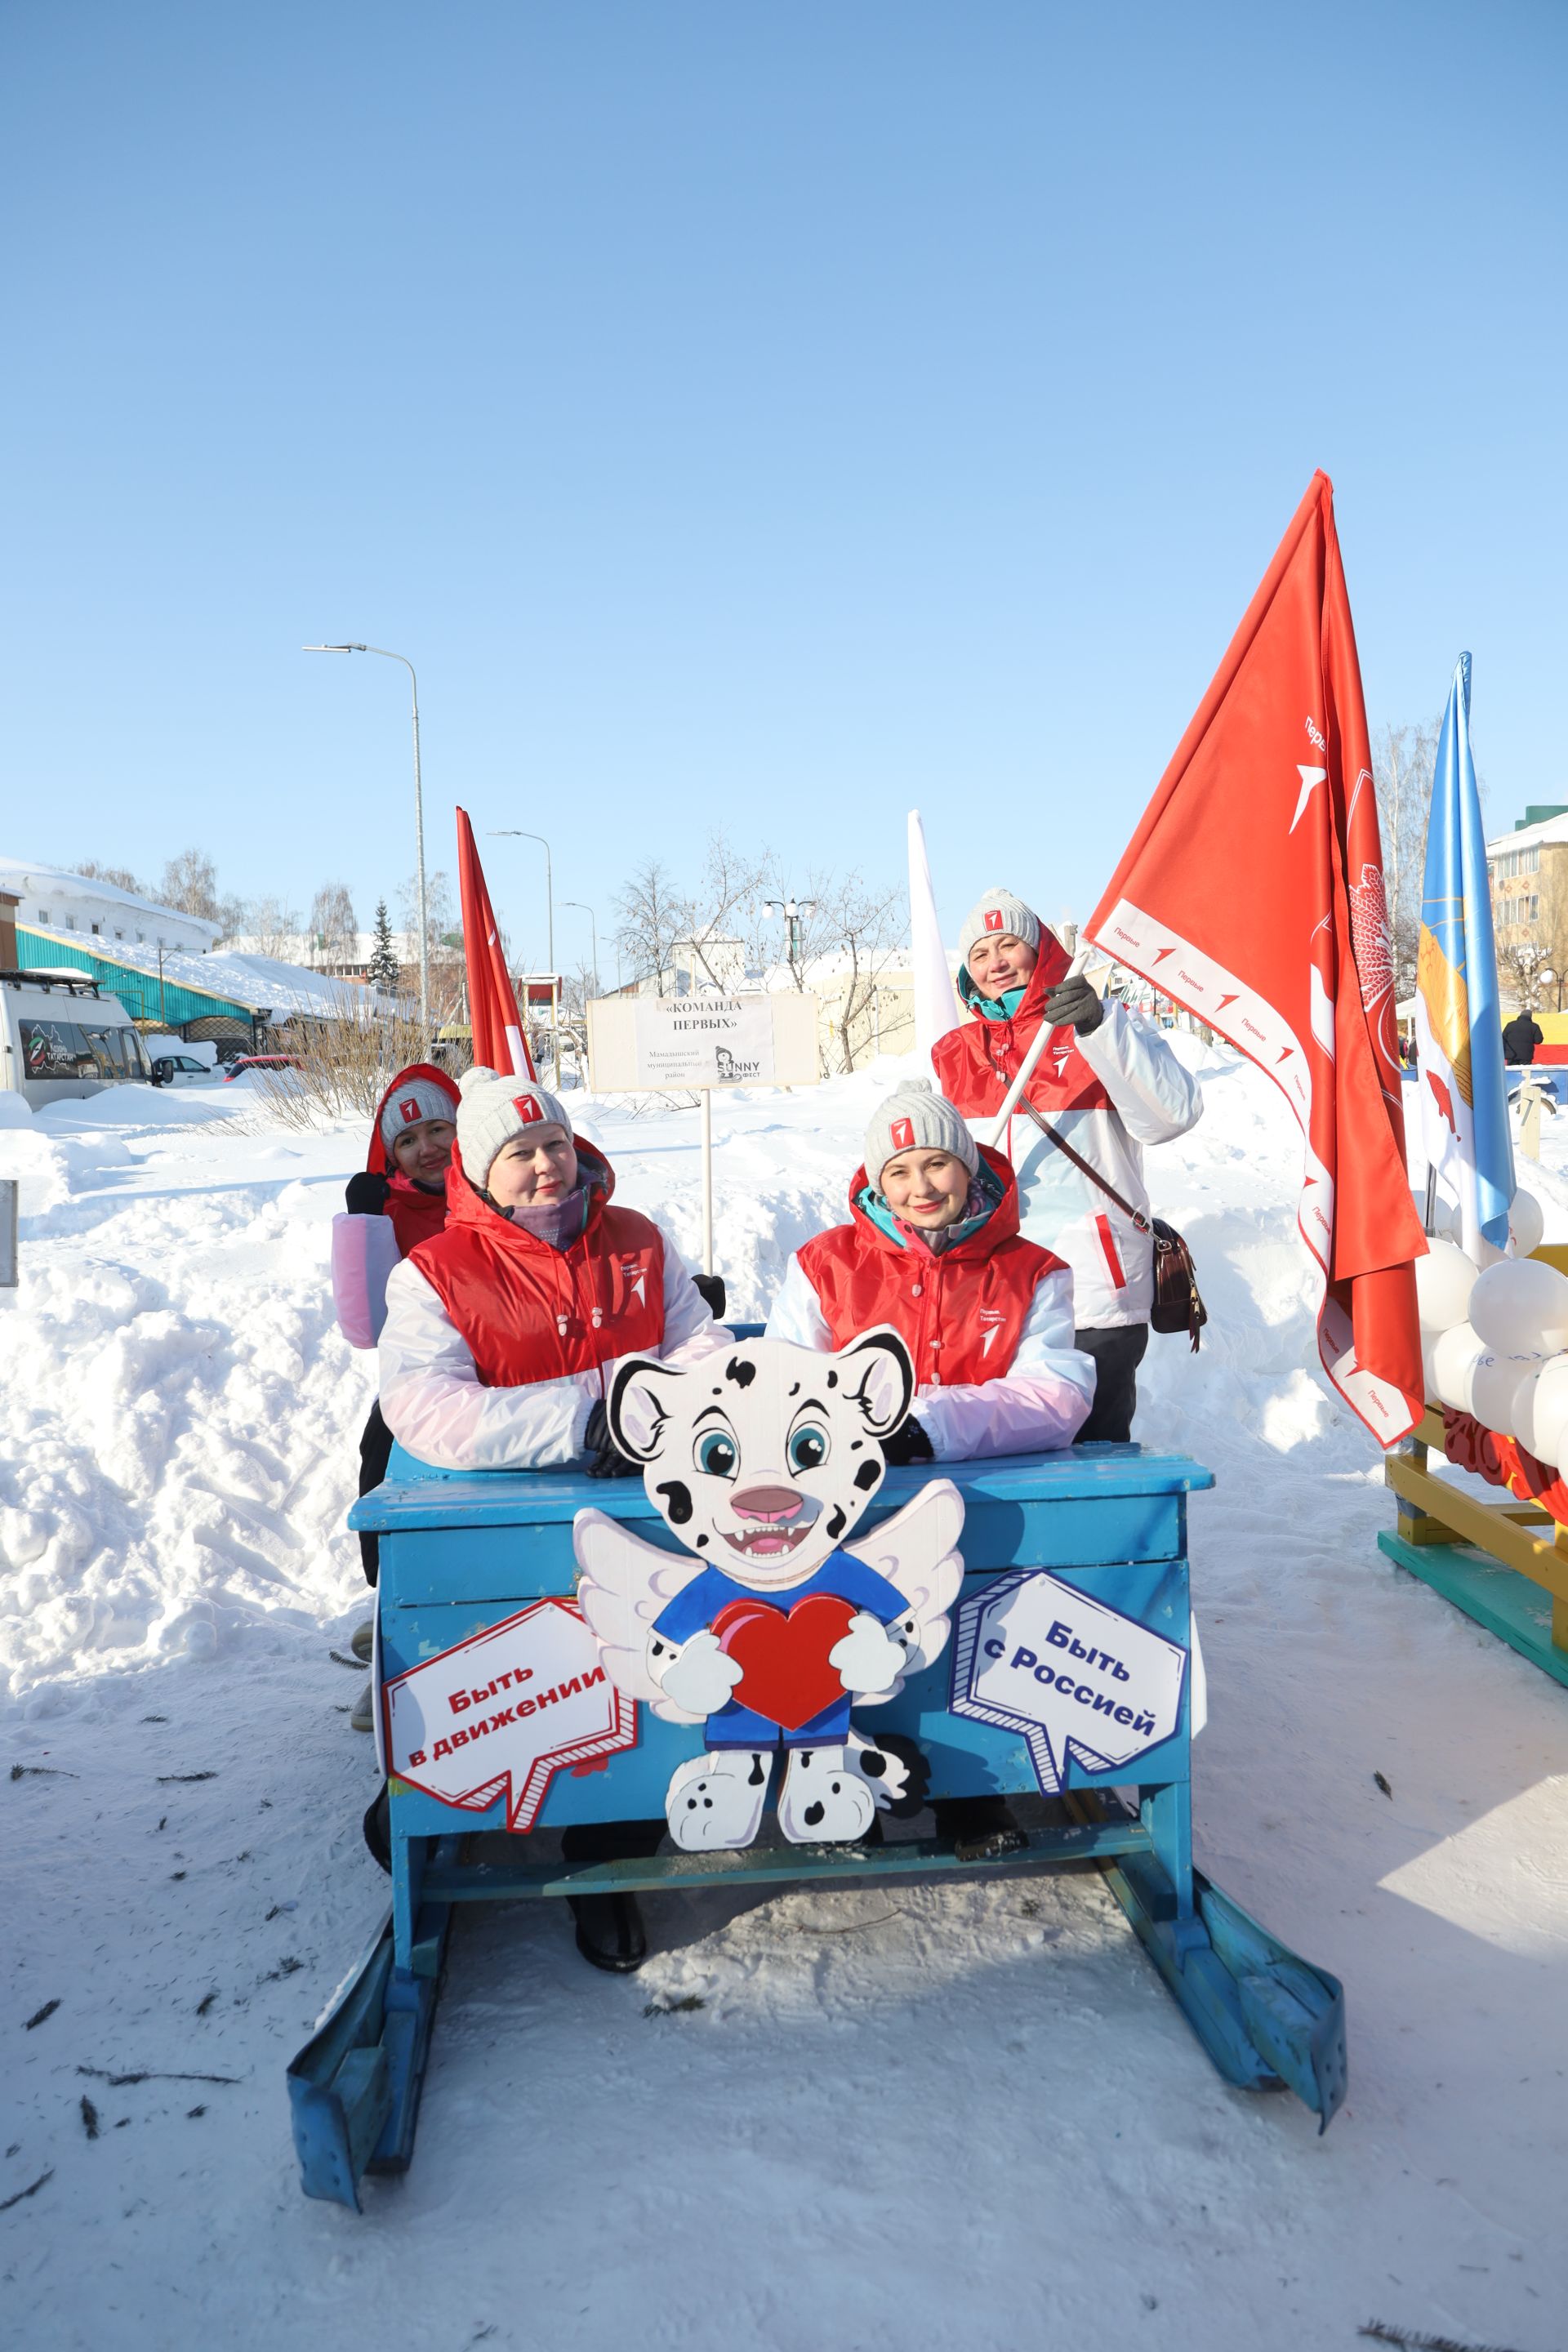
37;907;49;923
91;922;100;934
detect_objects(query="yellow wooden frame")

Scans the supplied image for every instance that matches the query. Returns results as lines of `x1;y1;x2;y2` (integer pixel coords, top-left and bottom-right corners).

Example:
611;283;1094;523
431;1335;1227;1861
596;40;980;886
1384;1407;1568;1650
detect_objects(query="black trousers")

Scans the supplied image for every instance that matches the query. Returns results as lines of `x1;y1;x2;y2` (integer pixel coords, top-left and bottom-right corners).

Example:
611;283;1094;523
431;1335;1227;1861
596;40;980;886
358;1401;394;1584
1071;1323;1149;1446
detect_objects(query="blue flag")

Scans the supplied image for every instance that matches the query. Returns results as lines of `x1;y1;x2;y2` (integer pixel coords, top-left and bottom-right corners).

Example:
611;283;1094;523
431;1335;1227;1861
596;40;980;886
1414;653;1515;1253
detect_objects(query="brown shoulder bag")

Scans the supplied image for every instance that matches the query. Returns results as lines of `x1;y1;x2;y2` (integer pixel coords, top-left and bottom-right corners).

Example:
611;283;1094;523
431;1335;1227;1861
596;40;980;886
1013;1100;1207;1352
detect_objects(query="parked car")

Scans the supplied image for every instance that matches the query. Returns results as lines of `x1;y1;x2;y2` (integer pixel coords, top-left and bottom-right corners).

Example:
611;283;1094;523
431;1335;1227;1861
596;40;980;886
222;1054;301;1083
1;972;154;1108
150;1053;214;1088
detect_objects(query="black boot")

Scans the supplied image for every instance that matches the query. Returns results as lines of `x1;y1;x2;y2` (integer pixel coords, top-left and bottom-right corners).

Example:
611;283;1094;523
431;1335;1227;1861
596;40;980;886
567;1891;648;1974
560;1817;664;1974
363;1782;391;1874
933;1793;1027;1863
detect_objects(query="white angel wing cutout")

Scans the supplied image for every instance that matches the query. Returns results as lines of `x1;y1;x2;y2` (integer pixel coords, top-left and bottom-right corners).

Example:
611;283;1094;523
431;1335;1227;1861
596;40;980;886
843;1477;965;1698
572;1508;708;1725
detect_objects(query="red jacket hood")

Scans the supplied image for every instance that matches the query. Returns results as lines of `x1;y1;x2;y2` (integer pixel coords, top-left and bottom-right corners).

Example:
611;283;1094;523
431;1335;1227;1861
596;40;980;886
443;1135;617;1245
846;1143;1021;1258
959;929;1072;1028
367;1062;461;1174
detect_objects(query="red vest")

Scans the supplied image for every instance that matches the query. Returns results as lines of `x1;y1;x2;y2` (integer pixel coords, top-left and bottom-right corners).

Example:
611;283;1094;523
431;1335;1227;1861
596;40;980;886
795;1148;1064;1388
385;1172;449;1257
933;938;1109;1121
409;1140;666;1387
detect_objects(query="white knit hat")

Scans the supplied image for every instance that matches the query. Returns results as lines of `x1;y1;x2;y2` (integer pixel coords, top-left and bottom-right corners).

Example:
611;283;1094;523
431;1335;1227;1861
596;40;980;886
378;1076;457;1155
863;1080;979;1186
456;1067;572;1188
960;886;1041;964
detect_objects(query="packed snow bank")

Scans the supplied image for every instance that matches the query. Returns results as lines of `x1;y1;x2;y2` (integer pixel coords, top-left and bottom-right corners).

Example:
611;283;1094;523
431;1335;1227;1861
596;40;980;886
2;1044;1567;2352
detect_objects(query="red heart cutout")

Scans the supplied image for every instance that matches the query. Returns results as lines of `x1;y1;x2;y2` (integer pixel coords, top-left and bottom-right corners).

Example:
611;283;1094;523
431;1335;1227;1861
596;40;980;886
710;1593;858;1732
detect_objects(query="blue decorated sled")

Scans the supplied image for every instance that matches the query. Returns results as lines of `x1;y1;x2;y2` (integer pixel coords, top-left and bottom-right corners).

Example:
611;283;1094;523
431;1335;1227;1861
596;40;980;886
289;1421;1346;2206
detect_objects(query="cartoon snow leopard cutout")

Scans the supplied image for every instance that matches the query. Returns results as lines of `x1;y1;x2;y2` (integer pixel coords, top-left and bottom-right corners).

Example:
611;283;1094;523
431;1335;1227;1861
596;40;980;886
572;1329;964;1851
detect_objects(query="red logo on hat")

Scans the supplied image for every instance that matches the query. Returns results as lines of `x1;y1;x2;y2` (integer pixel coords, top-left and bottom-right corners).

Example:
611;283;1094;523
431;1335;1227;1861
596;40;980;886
398;1097;421;1123
984;908;1004;931
889;1116;915;1151
513;1094;545;1124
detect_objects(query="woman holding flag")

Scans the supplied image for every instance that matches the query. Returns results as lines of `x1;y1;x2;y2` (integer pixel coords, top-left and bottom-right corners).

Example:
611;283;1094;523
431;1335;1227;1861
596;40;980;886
933;887;1202;1442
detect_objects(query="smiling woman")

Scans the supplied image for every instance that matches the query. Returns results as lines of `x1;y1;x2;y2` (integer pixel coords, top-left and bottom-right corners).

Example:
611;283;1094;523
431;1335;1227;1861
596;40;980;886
372;1062;729;1972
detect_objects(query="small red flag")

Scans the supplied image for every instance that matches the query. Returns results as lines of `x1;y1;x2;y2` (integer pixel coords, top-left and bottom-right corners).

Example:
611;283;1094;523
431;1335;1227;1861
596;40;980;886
1087;472;1426;1445
455;808;536;1081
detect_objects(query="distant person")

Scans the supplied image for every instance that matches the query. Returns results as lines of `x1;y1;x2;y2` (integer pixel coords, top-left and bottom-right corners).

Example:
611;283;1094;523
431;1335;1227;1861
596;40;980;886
1503;1008;1544;1066
933;888;1203;1444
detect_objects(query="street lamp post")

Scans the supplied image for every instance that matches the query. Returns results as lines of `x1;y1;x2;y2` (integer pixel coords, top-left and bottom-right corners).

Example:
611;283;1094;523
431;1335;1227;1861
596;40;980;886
561;901;599;990
762;894;817;970
490;830;556;1089
302;643;429;1033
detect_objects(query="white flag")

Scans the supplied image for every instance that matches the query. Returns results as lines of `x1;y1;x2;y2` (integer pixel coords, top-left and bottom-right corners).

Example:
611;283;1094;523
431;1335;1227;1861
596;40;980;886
907;810;963;1065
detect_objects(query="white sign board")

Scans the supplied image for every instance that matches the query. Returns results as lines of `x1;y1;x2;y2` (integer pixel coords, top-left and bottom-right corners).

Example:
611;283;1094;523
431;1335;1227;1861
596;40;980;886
586;993;820;1093
950;1569;1186;1794
384;1597;636;1831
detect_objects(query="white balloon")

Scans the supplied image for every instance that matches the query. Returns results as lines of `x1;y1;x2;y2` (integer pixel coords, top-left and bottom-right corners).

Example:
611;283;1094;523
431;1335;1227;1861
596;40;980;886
1508;1189;1545;1258
1471;1350;1543;1438
1526;1354;1568;1468
1469;1257;1568;1356
1431;1322;1488;1414
1414;1237;1480;1334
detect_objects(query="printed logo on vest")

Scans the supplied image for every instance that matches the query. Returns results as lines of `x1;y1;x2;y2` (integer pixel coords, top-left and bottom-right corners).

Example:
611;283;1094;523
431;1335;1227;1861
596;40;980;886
984;908;1004;931
617;1255;647;1307
889;1116;915;1152
512;1094;545;1125
399;1097;421;1123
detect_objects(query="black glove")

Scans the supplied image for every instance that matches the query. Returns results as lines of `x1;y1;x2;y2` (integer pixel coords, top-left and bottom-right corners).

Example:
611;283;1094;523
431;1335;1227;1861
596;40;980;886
692;1272;727;1319
881;1418;934;1466
1041;973;1103;1035
345;1170;391;1215
582;1400;643;1479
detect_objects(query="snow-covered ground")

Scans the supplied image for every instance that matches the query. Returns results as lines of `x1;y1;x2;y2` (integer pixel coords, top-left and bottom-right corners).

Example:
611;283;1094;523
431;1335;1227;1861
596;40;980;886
2;1048;1566;2352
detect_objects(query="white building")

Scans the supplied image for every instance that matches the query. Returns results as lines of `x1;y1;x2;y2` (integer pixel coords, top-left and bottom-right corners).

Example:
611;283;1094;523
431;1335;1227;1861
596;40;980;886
221;929;420;981
0;857;221;956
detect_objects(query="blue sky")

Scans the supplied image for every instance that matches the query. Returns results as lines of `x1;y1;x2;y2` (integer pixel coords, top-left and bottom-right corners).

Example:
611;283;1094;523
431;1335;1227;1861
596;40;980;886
2;2;1564;967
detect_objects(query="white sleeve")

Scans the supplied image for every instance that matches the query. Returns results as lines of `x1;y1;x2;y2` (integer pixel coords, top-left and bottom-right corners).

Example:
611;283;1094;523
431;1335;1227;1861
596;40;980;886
763;1255;833;1350
1076;997;1203;1145
377;1258;599;1471
913;1263;1095;1462
331;1212;402;1349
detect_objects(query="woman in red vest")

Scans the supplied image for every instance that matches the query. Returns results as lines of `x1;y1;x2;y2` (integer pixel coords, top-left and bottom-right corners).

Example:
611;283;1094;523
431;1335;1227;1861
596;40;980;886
338;1063;462;1628
766;1079;1092;1860
765;1080;1094;1460
378;1066;721;1973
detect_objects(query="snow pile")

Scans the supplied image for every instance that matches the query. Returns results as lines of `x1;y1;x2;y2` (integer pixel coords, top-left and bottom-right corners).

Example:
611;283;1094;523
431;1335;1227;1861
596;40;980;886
3;1053;1568;2352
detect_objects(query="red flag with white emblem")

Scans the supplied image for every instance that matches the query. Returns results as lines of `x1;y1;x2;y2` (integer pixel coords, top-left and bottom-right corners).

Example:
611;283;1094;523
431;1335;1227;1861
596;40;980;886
1086;472;1425;1444
456;807;536;1080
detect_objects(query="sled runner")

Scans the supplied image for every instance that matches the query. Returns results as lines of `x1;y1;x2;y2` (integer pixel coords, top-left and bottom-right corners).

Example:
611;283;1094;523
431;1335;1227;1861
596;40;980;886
290;1416;1346;2207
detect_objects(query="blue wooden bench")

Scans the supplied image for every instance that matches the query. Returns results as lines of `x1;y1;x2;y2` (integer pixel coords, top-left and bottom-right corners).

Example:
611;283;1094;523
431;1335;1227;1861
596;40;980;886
288;1434;1347;2205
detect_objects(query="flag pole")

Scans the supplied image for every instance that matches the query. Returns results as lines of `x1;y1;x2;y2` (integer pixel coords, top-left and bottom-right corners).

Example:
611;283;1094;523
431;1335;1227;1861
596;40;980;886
983;948;1088;1149
700;1087;715;1275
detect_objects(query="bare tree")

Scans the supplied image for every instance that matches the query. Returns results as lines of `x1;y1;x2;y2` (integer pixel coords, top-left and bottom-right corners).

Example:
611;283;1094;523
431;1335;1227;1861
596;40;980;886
158;847;223;924
680;832;765;993
614;859;687;995
754;855;904;1071
309;881;359;968
240;893;304;960
74;858;149;895
399;869;465;1022
1372;719;1441;1000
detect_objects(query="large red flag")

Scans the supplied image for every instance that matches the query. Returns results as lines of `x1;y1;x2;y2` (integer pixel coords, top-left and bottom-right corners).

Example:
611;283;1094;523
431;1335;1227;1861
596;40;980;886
1087;472;1425;1445
455;807;537;1080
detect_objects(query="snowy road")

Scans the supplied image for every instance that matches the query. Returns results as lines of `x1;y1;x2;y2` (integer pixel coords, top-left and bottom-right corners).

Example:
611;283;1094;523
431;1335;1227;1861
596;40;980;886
2;1050;1566;2351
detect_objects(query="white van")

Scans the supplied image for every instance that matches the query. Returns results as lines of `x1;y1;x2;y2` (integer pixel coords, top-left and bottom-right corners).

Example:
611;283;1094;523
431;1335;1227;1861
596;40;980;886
1;970;154;1110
